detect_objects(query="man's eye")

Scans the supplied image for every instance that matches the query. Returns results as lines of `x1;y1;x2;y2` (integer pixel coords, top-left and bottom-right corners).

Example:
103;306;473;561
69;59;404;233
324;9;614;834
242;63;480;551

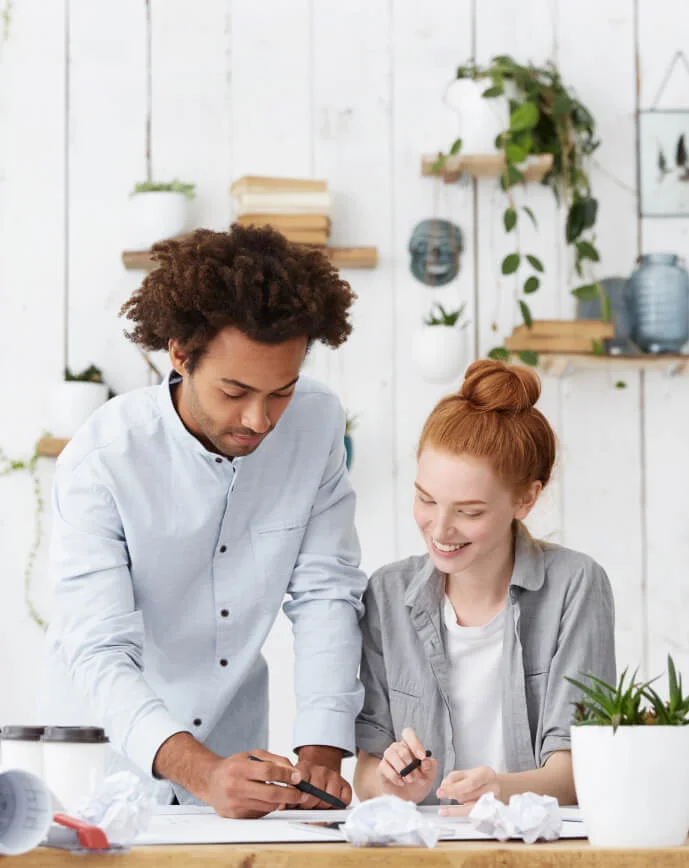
223;393;245;400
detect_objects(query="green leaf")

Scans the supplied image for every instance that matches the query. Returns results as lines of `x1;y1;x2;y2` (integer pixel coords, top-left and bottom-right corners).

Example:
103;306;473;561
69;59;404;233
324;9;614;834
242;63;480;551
552;92;572;116
519;300;533;328
509;101;539;132
501;253;521;275
576;240;600;262
566;201;587;243
482;85;504;98
430;154;446;173
449;138;462;156
505;142;528;164
572;284;599;301
592;339;604;356
526;254;544;273
582;197;599;229
615;380;627;389
518;350;538;366
600;291;612;323
522;206;538;228
503;208;517;232
500;164;524;190
488;346;510;362
524;276;540;294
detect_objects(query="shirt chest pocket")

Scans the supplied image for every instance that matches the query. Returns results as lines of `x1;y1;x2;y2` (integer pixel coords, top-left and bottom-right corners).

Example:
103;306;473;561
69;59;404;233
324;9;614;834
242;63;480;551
388;681;424;735
251;518;309;604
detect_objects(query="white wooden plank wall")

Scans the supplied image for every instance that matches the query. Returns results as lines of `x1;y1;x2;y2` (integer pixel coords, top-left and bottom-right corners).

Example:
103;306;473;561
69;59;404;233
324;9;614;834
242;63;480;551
1;0;688;743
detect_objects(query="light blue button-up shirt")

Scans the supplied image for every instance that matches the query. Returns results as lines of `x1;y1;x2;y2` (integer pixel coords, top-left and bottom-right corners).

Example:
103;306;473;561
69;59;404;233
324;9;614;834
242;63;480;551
44;372;367;792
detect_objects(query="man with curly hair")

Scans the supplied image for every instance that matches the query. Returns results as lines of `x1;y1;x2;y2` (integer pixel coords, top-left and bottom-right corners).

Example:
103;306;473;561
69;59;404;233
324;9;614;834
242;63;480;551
43;225;367;817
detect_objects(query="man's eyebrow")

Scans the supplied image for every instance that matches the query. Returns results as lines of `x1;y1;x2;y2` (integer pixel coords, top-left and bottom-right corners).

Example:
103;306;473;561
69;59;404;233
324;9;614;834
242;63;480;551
219;376;299;393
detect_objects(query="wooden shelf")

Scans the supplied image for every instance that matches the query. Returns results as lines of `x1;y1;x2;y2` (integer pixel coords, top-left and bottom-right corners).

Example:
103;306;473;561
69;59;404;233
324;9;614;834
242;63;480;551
37;437;69;458
514;353;689;378
422;152;554;183
122;245;378;271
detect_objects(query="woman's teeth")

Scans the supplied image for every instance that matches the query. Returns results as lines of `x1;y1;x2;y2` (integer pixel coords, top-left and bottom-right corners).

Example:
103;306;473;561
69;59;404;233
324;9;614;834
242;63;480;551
432;539;470;553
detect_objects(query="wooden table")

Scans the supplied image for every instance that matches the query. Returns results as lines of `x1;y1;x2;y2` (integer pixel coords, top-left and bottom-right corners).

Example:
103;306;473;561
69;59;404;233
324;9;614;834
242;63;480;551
6;841;689;866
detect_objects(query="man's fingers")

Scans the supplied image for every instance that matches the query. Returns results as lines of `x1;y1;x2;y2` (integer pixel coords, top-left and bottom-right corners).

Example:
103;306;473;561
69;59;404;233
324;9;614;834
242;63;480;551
401;727;426;760
245;758;301;786
242;780;304;806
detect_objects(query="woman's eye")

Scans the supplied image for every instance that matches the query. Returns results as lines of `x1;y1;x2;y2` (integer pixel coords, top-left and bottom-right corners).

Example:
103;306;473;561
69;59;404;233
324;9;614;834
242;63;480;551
463;512;483;518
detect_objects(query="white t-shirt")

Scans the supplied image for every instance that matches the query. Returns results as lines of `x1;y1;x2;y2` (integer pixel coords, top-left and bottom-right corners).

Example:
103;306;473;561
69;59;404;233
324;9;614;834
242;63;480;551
442;595;507;773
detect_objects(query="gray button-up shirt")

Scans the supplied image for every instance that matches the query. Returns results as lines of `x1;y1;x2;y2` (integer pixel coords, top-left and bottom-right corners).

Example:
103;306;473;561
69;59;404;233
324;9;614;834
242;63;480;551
356;525;616;804
44;372;367;797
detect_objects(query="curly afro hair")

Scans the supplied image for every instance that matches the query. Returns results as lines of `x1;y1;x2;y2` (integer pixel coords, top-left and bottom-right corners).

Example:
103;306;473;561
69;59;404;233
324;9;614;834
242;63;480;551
119;224;356;371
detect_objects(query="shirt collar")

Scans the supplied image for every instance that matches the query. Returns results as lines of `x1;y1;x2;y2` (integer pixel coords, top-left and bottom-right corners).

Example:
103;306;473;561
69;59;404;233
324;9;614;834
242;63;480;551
404;522;545;611
156;370;238;465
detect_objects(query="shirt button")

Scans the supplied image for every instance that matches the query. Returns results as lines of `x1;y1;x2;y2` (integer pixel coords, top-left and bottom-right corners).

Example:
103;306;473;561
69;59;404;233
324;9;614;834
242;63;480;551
220;609;229;617
219;545;227;554
220;659;228;667
215;457;223;464
193;718;202;727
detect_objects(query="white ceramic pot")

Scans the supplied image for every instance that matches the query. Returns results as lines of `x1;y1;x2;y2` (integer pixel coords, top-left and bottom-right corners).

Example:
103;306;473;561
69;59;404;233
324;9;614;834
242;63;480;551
127;190;189;250
50;381;109;438
413;325;465;384
41;726;109;814
571;724;689;847
444;78;509;154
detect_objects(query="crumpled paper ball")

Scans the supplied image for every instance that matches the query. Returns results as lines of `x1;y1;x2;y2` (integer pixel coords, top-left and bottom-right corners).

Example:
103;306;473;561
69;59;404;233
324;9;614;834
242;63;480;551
469;792;561;844
343;795;439;848
75;771;156;847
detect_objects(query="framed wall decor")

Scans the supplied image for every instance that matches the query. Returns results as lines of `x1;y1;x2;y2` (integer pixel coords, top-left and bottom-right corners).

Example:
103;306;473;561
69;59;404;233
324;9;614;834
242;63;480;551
638;109;689;217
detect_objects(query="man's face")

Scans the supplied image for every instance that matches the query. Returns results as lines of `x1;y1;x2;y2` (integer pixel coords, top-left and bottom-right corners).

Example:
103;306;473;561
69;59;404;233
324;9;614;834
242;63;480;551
170;327;308;458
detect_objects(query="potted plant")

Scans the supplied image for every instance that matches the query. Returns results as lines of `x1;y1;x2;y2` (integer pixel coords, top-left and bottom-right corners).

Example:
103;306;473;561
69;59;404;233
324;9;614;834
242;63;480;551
51;365;112;438
434;56;605;362
127;178;195;250
568;656;689;847
344;413;357;471
413;302;468;384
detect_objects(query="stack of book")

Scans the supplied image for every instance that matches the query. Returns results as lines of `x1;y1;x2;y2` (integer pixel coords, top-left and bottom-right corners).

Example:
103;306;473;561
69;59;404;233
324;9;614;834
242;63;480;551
230;176;332;247
505;320;615;353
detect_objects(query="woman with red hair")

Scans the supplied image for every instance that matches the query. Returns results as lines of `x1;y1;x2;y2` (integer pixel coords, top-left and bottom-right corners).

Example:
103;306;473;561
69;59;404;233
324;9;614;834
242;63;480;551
354;360;615;814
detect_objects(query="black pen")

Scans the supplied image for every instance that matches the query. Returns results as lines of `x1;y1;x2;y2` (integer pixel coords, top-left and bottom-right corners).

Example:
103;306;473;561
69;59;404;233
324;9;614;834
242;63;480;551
248;755;347;810
400;749;432;778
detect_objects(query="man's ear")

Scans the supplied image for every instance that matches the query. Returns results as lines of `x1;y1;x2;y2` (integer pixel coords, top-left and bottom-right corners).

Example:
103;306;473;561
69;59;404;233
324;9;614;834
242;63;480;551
514;480;543;521
168;339;189;376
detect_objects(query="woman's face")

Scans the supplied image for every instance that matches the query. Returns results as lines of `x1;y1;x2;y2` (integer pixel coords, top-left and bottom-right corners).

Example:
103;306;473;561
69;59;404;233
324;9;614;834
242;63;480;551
413;447;540;577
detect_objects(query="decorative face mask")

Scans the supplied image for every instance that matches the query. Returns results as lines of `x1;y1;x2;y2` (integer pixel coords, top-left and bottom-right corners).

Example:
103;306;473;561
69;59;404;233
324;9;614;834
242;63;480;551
408;219;463;286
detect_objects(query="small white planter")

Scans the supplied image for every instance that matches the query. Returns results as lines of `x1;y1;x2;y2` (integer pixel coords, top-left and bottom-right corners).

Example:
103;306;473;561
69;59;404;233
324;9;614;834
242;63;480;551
571;724;689;847
127;190;190;250
413;324;466;384
50;381;109;438
444;78;509;155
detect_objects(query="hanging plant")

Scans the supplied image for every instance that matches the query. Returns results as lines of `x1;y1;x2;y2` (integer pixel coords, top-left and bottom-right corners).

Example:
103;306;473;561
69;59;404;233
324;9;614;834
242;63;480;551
435;55;606;362
0;437;48;630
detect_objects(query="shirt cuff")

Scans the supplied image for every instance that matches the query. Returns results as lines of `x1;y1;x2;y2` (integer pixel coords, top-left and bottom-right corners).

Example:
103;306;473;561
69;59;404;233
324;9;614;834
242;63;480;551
293;709;355;758
124;709;188;777
355;719;394;757
539;734;571;765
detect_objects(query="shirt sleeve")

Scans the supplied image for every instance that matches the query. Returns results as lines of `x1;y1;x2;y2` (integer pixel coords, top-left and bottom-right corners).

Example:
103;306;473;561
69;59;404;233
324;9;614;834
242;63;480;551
355;579;396;756
539;559;617;763
49;460;186;776
283;401;368;758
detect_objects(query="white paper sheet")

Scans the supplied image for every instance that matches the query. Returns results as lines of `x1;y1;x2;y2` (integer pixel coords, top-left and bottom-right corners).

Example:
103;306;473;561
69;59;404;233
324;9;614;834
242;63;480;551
135;805;586;845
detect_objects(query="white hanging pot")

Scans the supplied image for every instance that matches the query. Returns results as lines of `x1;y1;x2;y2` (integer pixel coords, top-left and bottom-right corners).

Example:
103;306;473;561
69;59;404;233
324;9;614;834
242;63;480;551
571;725;689;847
50;381;110;438
127;191;189;250
444;78;509;155
413;324;465;384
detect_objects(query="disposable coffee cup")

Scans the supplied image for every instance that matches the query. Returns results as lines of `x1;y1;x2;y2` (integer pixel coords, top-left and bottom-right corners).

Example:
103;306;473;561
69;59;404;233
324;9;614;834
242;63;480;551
41;726;109;813
0;726;45;780
0;767;53;855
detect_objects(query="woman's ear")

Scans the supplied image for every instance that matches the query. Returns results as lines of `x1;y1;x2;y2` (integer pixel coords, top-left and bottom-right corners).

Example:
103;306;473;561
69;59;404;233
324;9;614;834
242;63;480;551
514;480;542;520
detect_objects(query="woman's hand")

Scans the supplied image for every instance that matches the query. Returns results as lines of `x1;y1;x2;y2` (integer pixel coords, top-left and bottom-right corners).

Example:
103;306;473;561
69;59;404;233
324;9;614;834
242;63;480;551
437;766;502;816
376;728;438;804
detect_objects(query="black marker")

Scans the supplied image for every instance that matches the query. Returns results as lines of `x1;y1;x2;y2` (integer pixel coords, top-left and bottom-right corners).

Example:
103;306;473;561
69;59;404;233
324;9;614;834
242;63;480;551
399;749;432;778
248;755;347;810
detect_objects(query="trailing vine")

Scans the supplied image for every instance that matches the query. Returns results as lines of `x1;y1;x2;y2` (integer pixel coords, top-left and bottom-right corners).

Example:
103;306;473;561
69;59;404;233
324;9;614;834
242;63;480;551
0;437;48;630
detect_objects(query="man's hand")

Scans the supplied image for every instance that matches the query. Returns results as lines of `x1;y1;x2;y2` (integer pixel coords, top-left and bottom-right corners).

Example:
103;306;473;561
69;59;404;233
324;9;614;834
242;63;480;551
204;749;310;818
437;766;502;816
294;745;352;809
377;727;438;804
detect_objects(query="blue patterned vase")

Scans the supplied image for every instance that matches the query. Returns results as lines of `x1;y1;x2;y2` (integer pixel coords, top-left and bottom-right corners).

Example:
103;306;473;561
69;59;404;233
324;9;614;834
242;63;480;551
627;253;689;353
